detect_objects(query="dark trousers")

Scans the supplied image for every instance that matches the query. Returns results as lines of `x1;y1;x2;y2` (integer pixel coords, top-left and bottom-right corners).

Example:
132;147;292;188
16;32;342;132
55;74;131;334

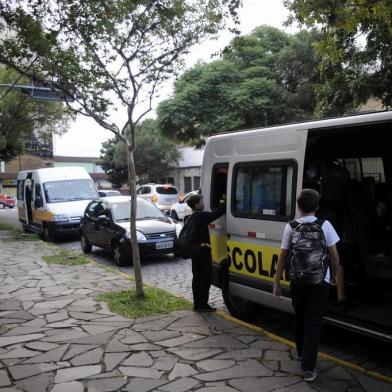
191;247;212;308
291;282;330;372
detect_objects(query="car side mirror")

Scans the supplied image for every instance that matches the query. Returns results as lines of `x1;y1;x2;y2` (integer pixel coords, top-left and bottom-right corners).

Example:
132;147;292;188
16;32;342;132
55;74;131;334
97;215;110;223
34;196;43;208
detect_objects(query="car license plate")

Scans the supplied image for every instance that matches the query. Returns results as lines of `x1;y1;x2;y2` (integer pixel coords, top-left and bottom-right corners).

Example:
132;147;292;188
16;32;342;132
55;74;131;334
156;241;173;250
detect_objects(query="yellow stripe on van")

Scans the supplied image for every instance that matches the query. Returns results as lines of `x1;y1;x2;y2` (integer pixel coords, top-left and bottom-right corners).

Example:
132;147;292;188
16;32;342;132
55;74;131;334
227;240;289;285
210;233;228;264
33;210;53;223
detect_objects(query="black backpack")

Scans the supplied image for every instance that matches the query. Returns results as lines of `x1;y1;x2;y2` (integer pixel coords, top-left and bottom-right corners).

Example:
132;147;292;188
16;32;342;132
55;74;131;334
287;218;329;285
177;213;198;259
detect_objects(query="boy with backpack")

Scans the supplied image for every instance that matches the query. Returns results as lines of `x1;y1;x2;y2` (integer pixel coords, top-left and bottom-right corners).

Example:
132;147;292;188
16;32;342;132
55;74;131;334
273;189;343;382
183;193;225;312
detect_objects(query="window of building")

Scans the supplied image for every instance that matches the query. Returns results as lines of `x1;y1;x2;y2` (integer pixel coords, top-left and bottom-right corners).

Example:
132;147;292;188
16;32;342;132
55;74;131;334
232;161;296;220
184;177;192;193
193;176;200;191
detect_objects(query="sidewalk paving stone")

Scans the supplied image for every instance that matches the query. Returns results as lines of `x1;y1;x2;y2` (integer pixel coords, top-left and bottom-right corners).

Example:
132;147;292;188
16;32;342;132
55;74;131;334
0;231;391;391
54;365;102;383
159;377;200;392
168;363;198;380
123;378;168;392
51;381;84;392
14;373;50;392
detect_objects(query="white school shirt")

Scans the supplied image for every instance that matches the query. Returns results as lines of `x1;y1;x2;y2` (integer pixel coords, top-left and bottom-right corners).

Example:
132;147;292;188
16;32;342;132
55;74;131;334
281;215;340;283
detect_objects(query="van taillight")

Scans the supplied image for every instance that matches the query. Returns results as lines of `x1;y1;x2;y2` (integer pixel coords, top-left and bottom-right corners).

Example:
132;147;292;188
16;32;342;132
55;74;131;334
151;194;158;203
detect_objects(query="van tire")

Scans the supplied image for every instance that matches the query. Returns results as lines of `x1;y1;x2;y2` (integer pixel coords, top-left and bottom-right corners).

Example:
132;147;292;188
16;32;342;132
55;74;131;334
8;205;14;209
0;202;5;209
113;241;129;266
41;225;54;242
222;279;258;321
80;232;92;254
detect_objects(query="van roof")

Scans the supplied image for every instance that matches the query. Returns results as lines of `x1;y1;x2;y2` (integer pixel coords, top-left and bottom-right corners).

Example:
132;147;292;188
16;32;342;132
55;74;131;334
209;110;392;141
17;166;91;181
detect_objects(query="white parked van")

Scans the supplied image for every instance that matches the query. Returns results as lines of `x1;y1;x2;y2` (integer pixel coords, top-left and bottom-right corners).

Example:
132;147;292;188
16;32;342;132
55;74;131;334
202;110;392;341
17;166;98;241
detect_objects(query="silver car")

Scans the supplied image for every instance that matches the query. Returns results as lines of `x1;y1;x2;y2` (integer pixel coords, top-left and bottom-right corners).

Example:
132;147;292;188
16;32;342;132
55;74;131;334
136;183;179;213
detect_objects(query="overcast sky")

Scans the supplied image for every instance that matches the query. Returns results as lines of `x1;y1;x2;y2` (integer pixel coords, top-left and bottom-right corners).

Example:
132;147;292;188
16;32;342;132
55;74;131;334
53;0;298;157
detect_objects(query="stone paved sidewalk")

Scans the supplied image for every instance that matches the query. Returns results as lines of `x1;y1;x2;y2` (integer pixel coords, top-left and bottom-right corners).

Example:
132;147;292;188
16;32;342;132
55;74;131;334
0;231;391;392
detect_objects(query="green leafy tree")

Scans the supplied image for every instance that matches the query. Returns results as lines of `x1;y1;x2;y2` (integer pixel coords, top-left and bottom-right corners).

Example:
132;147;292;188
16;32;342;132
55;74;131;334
284;0;390;110
99;119;180;186
159;26;334;145
0;67;70;161
0;0;240;297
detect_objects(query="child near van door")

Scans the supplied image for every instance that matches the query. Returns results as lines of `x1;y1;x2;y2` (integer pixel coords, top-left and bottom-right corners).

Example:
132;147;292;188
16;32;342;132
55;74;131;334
186;194;226;312
273;189;343;382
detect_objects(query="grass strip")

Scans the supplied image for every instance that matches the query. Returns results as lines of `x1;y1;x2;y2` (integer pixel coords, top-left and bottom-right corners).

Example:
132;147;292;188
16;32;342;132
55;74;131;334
0;222;14;230
0;224;39;241
97;286;192;319
42;249;90;266
11;228;39;241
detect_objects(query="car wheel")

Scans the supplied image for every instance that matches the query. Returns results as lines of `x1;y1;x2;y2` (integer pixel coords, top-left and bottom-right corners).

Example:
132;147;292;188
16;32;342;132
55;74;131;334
222;277;258;321
171;210;179;221
113;241;129;266
0;202;5;210
41;225;54;242
80;232;92;253
8;205;14;209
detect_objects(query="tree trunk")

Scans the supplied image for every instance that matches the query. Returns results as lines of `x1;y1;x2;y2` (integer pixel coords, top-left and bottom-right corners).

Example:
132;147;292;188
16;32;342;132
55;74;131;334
126;139;144;298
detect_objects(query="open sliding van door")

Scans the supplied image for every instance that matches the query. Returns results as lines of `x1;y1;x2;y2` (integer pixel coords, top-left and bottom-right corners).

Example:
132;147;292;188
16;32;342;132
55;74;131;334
223;127;308;320
209;163;229;284
16;171;33;232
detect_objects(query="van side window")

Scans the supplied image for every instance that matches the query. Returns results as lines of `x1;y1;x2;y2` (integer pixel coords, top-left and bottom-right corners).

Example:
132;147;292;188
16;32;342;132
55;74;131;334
211;164;228;209
35;184;42;200
233;162;295;220
17;180;25;201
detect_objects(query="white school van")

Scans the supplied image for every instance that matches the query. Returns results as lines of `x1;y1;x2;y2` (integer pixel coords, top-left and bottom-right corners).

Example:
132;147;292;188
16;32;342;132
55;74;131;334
202;110;392;341
17;166;98;241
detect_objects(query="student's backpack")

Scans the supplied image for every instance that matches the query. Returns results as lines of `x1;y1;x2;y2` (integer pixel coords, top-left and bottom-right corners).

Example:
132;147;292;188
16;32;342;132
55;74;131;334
177;213;198;259
288;218;329;285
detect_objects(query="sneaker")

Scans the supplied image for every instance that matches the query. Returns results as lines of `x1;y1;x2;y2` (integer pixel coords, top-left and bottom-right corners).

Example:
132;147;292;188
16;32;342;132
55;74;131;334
194;304;216;312
303;371;317;382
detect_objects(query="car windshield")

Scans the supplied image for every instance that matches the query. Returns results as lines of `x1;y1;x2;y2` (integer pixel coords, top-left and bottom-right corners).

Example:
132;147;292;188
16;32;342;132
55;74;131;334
111;199;166;221
43;179;98;203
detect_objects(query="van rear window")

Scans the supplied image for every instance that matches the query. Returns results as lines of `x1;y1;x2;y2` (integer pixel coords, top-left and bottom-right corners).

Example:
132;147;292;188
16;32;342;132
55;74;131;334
156;186;177;195
232;161;296;220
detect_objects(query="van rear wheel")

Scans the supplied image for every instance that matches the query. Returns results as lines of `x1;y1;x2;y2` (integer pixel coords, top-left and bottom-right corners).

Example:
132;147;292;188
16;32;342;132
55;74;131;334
41;226;54;242
222;280;258;321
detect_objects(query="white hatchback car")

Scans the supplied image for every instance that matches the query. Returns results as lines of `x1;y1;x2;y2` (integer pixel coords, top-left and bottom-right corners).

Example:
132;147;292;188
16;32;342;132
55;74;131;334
136;184;179;213
169;190;199;221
